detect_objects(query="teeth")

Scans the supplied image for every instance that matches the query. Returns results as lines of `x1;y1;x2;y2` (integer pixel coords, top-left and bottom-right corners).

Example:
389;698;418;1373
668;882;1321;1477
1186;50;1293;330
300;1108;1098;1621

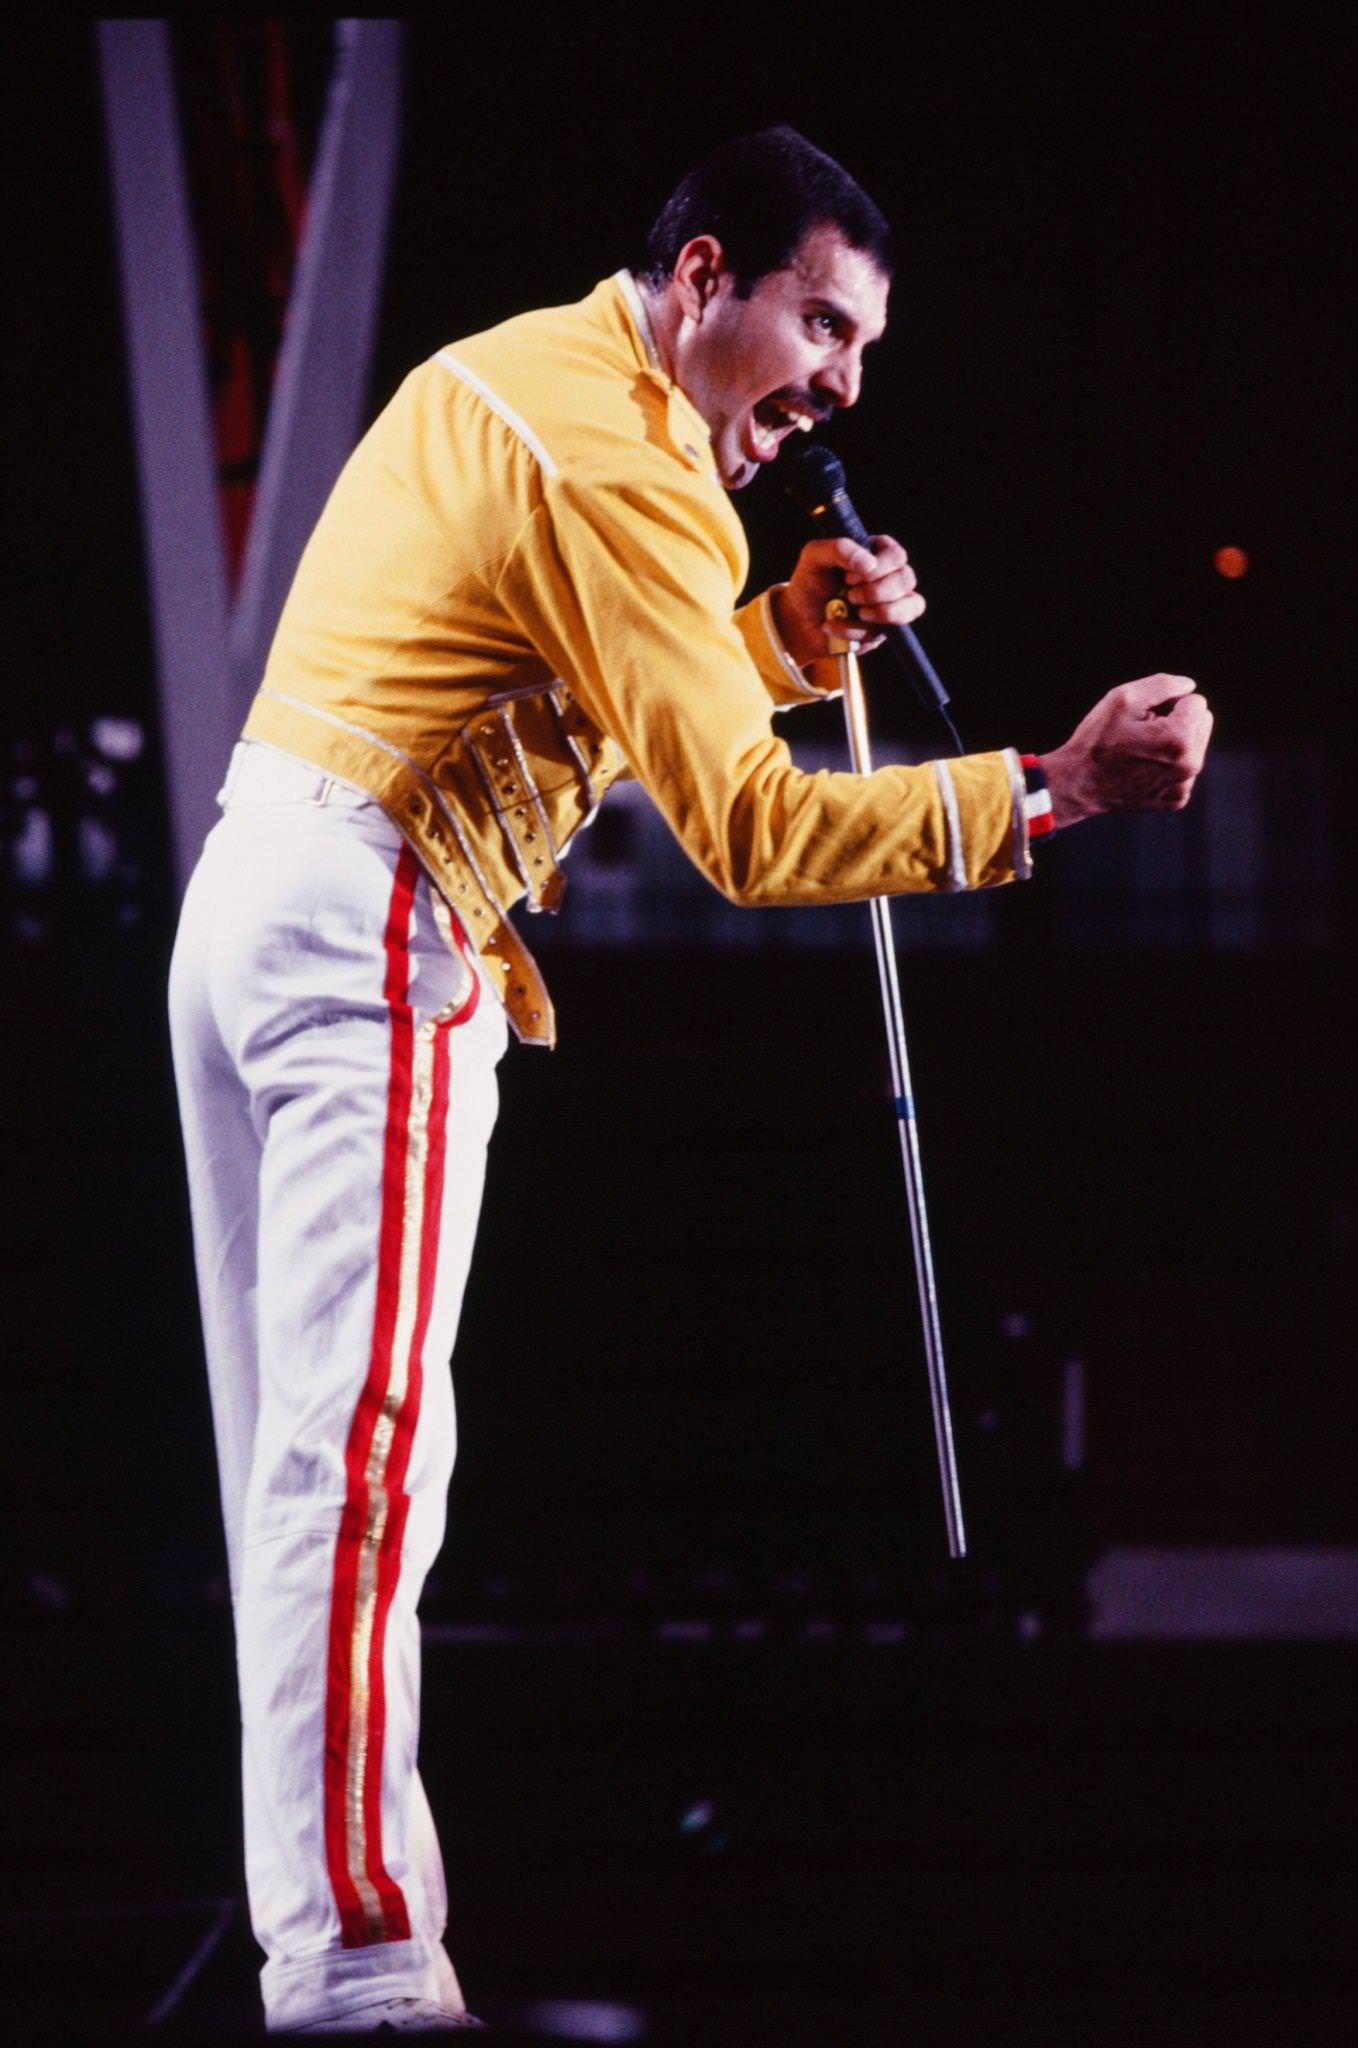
792;413;814;432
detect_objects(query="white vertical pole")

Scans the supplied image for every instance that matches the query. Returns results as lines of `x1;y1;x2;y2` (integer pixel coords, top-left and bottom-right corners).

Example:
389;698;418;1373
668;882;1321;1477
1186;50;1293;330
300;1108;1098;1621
96;18;235;891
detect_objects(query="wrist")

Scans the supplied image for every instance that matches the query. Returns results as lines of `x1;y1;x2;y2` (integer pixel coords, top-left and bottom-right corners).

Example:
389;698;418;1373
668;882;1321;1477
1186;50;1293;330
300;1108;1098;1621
1037;744;1096;830
772;582;832;669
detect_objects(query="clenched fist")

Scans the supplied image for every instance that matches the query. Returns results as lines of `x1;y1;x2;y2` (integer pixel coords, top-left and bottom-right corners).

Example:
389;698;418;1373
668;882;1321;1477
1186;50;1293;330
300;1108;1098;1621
1040;675;1214;828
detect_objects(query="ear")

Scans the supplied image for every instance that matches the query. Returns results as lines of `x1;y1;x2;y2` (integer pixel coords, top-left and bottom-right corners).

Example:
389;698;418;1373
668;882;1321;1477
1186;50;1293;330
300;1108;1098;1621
670;235;729;323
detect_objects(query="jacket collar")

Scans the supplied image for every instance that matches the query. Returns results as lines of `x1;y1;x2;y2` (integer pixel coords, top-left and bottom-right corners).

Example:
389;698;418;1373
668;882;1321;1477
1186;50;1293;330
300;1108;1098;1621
608;270;714;461
614;267;662;371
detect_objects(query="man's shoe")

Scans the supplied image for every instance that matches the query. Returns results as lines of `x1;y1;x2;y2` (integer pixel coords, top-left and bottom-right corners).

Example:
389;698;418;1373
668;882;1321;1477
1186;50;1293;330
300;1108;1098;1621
294;1998;486;2031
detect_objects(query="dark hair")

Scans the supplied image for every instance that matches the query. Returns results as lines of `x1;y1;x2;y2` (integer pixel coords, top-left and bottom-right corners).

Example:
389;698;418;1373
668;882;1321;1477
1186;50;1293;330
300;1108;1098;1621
637;126;894;299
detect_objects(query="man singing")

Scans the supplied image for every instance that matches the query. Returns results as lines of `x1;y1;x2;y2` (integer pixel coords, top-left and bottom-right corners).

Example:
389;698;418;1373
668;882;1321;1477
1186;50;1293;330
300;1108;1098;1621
169;127;1212;2032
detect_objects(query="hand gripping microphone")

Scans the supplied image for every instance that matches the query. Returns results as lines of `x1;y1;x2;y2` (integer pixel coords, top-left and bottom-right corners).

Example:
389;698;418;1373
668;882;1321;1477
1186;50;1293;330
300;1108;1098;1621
782;442;962;750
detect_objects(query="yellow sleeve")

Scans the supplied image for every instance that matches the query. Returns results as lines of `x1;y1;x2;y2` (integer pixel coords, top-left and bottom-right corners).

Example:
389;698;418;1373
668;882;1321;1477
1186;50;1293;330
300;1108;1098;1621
494;461;1025;906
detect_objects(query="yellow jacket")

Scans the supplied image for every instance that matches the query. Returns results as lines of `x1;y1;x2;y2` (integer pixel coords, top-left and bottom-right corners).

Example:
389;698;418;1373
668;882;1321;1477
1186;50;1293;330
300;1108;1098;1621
243;272;1031;1046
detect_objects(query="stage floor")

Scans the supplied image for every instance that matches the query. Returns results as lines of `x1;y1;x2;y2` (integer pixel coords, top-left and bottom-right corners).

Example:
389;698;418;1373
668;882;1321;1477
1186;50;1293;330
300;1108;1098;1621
6;1623;1352;2045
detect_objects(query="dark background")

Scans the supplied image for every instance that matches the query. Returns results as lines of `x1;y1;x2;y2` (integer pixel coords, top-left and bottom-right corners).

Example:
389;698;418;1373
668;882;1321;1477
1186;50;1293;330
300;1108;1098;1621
3;11;1354;2043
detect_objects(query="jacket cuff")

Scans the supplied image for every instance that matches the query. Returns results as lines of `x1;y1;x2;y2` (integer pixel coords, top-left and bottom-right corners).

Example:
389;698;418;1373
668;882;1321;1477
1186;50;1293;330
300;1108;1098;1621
929;749;1035;890
735;587;844;707
1002;746;1034;882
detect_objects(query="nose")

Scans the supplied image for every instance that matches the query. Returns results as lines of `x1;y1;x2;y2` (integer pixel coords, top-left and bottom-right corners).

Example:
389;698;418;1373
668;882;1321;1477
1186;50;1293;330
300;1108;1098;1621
815;348;863;411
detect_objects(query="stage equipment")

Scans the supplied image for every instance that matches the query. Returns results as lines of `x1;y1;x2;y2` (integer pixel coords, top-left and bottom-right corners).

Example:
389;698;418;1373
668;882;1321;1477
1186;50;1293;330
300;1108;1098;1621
784;442;963;753
786;444;966;1557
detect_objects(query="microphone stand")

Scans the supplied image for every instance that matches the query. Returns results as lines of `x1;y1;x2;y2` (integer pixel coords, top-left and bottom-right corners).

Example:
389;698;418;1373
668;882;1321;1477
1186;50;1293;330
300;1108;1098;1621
826;598;967;1559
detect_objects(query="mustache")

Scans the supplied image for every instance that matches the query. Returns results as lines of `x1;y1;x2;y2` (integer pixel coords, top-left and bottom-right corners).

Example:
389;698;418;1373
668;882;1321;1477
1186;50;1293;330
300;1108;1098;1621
770;386;834;424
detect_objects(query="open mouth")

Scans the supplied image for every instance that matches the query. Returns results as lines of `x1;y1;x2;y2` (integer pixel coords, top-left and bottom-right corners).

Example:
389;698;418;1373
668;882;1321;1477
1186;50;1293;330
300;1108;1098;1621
746;394;819;464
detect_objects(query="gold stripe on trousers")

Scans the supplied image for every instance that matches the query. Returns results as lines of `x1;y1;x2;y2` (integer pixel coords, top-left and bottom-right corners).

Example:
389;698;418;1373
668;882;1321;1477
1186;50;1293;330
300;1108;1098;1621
344;1019;441;1937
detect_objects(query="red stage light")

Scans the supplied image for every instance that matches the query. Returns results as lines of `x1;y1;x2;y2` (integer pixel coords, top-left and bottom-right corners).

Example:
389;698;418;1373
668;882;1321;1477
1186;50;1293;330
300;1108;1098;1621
1213;546;1249;579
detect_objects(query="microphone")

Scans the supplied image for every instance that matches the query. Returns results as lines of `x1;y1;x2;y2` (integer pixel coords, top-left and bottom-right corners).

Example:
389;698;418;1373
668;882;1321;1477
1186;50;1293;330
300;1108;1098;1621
782;442;959;744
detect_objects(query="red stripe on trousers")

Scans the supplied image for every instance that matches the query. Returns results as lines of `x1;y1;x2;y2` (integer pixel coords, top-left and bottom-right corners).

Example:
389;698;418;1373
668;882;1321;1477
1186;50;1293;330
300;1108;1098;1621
323;844;420;1947
361;1011;455;1914
357;910;481;1930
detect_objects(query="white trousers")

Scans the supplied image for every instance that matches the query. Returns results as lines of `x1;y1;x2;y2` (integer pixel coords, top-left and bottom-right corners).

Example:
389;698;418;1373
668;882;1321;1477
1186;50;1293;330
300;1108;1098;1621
168;743;508;2030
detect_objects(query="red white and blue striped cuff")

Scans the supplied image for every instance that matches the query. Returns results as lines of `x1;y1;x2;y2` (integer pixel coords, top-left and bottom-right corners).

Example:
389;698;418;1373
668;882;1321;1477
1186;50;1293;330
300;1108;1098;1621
1020;753;1055;841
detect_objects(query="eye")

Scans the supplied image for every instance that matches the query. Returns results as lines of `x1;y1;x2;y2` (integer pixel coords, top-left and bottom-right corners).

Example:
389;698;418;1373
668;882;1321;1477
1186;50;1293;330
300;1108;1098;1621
807;311;838;338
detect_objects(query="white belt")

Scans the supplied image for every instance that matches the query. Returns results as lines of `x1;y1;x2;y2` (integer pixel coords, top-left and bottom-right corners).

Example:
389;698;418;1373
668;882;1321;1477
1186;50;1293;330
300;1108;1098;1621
218;740;382;813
